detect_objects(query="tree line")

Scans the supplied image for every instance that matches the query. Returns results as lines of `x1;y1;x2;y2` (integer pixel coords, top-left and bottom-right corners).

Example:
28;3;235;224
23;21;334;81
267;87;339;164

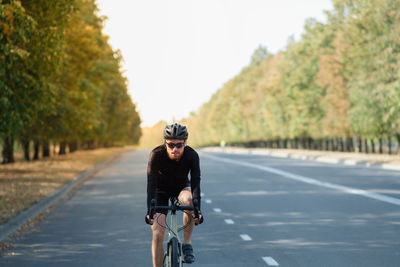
1;0;141;163
142;0;400;154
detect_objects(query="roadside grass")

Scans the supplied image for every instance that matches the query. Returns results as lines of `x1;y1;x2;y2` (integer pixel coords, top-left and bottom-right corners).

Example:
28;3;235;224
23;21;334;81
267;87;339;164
0;147;132;224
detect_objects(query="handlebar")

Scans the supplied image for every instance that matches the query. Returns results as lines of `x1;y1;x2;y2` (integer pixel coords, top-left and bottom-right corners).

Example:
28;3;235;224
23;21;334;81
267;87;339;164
149;197;202;224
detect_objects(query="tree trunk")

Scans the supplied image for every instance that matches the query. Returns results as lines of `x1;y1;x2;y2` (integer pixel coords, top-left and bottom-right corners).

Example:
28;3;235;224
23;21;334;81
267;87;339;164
339;138;344;152
33;139;40;160
319;139;323;150
371;139;375;153
345;137;350;152
308;138;312;150
86;140;95;150
59;142;67;155
69;141;78;153
379;138;383;154
388;137;392;155
42;140;50;157
296;138;300;149
364;139;369;154
21;137;30;161
323;139;328;151
2;136;15;164
359;138;363;153
396;134;400;155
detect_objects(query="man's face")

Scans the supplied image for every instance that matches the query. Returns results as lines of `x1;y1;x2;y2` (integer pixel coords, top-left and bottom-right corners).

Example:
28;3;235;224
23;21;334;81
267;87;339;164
165;139;186;161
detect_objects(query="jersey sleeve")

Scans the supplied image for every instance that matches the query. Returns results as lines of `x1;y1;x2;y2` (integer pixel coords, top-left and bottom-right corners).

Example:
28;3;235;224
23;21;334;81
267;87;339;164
190;151;201;210
146;150;158;214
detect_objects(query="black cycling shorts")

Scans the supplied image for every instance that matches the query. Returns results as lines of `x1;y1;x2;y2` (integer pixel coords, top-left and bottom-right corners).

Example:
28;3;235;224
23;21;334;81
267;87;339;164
155;182;191;215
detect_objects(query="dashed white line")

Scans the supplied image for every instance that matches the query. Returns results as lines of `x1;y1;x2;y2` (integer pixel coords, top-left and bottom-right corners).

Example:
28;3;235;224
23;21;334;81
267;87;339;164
213;208;222;213
224;219;234;224
240;234;252;241
205;199;212;204
344;159;357;166
262;257;279;266
316;157;339;164
382;164;400;171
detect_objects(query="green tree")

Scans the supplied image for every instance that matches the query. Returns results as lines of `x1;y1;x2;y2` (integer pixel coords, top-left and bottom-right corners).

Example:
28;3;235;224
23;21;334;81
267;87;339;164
0;1;35;163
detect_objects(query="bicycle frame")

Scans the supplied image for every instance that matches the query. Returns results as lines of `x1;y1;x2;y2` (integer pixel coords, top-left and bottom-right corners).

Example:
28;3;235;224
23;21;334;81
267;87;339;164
165;198;183;267
150;197;199;267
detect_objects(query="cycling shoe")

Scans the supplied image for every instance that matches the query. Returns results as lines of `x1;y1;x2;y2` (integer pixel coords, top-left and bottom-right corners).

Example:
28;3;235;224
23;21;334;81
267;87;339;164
182;243;195;263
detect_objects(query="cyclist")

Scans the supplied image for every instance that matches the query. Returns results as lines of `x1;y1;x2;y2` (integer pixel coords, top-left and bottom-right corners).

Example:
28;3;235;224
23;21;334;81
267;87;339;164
145;123;203;267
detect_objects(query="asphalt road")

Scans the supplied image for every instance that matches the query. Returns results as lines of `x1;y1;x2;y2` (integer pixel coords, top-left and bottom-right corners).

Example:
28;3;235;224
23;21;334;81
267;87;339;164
1;149;400;266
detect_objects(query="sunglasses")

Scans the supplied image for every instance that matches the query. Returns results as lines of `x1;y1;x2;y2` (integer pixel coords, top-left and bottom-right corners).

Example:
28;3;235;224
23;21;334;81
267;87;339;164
166;142;185;149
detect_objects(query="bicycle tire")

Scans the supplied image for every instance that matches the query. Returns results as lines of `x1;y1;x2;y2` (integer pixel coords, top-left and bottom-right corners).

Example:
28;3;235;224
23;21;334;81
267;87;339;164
168;237;180;267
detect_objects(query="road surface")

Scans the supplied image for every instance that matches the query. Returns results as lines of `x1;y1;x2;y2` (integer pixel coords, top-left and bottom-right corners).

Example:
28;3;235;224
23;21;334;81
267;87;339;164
1;149;400;266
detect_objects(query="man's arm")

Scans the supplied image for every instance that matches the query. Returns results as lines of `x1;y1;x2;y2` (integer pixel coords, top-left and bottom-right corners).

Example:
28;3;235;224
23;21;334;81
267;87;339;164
147;150;157;215
190;151;201;210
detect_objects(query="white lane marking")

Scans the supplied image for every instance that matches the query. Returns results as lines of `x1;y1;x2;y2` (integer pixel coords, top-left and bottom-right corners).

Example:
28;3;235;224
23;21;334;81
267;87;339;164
316;157;339;164
205;199;212;204
201;153;400;207
240;234;252;241
213;208;222;213
224;219;234;224
200;192;205;197
382;164;400;171
270;152;288;158
344;159;357;166
262;257;279;266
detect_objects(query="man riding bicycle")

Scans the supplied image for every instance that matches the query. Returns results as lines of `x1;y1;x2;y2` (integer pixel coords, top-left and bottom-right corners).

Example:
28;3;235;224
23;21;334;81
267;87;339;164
146;123;203;267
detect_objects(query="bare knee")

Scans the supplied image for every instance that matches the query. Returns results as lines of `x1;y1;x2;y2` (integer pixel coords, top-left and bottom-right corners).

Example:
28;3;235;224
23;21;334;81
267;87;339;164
179;193;192;206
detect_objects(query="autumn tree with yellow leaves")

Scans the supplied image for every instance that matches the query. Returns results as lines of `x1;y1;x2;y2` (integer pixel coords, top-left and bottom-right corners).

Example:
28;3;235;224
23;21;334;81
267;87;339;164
1;0;141;163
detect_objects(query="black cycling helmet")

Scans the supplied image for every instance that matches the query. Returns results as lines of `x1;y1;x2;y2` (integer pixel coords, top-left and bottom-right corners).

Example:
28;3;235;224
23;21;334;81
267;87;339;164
164;123;188;140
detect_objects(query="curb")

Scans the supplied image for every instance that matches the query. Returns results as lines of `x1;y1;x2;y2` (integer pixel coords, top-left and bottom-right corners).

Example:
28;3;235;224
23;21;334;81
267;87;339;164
200;147;400;172
0;152;122;242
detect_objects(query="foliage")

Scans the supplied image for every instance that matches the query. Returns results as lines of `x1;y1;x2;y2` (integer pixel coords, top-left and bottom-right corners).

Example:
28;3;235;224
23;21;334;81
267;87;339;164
1;0;141;163
171;0;400;153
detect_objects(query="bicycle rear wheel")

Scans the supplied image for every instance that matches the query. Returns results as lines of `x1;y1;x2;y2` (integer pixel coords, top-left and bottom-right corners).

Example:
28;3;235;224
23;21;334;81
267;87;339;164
168;237;180;267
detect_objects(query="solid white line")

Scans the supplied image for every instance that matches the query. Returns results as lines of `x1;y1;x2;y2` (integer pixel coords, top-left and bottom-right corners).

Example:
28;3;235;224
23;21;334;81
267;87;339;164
224;219;234;224
213;208;222;213
205;199;212;204
240;234;252;241
262;257;279;266
201;153;400;207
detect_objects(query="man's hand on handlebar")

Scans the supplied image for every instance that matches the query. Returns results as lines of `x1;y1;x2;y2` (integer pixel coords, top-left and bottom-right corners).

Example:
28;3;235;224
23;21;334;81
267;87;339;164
192;198;204;225
193;212;204;225
145;214;154;225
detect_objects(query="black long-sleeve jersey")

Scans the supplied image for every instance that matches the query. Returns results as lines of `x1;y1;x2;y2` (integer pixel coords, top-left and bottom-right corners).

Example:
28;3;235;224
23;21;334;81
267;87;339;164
146;144;201;214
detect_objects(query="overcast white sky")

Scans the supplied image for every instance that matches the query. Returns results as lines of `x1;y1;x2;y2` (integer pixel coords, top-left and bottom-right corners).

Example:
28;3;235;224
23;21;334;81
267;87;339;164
96;0;333;127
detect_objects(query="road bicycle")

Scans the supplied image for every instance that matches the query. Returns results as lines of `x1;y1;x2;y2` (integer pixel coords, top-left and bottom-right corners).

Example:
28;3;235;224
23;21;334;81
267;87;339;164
149;197;201;267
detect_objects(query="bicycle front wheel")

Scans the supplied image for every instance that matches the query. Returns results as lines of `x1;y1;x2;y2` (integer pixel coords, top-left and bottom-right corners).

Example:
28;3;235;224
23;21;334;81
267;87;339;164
168;237;180;267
